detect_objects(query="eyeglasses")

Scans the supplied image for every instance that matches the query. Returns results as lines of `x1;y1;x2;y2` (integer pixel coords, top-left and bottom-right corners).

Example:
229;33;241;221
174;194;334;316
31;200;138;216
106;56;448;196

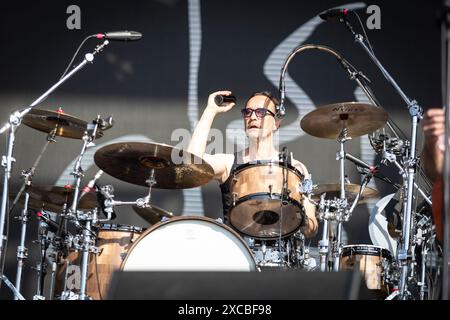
241;108;276;119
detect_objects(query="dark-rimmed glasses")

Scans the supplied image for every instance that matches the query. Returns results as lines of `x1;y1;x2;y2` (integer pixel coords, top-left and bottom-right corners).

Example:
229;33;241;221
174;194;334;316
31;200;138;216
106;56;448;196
241;108;276;119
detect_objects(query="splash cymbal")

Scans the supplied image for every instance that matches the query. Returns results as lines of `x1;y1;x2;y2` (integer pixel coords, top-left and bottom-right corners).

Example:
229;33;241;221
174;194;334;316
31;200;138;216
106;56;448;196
22;108;103;139
300;102;388;139
94;142;214;189
132;204;173;224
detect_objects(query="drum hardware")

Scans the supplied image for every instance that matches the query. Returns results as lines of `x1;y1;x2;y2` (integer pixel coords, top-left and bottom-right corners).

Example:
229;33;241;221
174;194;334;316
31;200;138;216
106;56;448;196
0;41;110;296
334;15;426;299
58;115;106;300
301;100;387;272
54;224;144;300
31;216;55;300
13;192;30;299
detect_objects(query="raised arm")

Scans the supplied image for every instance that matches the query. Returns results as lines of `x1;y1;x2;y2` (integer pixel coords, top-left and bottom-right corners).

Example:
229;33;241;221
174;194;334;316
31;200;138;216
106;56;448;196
187;91;236;182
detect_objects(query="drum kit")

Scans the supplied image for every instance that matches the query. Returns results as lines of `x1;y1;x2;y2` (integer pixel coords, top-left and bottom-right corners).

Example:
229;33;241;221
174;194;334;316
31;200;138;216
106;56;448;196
0;31;440;301
0;90;438;301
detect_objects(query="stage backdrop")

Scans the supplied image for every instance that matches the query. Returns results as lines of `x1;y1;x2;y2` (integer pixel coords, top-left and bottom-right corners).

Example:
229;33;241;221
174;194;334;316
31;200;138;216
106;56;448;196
0;0;443;299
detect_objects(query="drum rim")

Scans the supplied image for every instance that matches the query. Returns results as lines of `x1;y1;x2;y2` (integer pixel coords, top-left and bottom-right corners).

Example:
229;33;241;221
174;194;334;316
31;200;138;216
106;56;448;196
233;160;304;178
341;244;392;259
229;193;304;240
120;215;257;271
96;223;145;233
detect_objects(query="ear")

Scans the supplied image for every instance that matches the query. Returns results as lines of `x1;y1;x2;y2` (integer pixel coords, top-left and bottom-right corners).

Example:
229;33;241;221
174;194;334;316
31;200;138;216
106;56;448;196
274;119;282;131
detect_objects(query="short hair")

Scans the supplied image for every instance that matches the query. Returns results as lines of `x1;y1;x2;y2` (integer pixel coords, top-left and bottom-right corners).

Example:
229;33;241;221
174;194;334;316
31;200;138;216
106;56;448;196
245;91;280;109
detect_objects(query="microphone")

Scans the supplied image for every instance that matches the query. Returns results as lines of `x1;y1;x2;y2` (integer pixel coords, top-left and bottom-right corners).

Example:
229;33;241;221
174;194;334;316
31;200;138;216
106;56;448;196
214;95;236;106
98;116;114;131
95;31;142;41
319;8;351;21
79;170;104;200
36;212;61;234
345;153;378;173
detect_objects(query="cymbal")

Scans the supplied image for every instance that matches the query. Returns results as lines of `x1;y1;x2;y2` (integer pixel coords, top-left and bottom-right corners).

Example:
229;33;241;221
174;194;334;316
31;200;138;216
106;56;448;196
22;108;103;139
13;185;98;213
300;102;388;139
94;142;214;189
311;183;379;204
132;204;173;224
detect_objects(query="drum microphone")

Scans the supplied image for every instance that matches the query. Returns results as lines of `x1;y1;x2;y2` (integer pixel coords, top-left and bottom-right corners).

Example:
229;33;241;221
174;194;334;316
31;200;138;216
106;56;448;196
79;170;104;199
98;116;114;131
36;211;61;234
319;8;351;21
215;95;236;106
95;31;142;41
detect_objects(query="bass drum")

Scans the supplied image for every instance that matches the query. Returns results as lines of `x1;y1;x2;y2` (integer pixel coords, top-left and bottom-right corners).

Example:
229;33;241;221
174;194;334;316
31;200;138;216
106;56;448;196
121;216;257;271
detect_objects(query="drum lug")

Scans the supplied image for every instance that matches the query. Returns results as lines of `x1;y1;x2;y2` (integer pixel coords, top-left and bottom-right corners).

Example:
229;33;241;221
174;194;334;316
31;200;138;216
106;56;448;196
232;192;238;206
269;184;273;198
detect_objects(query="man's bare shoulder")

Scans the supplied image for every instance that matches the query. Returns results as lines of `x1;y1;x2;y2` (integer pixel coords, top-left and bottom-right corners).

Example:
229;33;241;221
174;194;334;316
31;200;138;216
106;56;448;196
204;153;235;183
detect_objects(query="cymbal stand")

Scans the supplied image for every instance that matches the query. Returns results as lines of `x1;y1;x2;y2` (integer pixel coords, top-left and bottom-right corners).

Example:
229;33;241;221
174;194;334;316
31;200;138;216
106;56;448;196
317;194;331;272
13;192;30;299
341;15;423;300
12;132;56;299
332;128;352;271
32;218;51;300
74;209;99;300
0;39;110;289
67;118;102;300
9;131;55;215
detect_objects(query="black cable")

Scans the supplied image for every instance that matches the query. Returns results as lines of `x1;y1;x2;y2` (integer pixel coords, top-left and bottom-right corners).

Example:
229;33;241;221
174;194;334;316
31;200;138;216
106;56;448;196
352;11;376;55
59;34;96;81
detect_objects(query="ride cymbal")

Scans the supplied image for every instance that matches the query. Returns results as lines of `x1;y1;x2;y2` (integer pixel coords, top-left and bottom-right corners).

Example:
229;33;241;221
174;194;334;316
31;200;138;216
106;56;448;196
300;102;388;139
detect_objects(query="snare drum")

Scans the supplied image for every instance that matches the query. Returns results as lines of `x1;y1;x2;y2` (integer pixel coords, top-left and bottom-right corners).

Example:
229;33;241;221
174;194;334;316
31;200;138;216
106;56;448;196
121;216;256;271
229;161;305;239
340;245;392;295
55;224;143;300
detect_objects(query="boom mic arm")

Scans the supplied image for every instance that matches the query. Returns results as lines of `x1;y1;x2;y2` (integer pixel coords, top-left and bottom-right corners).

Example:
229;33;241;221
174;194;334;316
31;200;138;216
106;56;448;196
278;44;366;118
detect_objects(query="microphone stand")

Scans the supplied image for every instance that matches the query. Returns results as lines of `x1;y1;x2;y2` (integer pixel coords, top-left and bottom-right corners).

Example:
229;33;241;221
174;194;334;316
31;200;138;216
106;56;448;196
0;39;110;290
341;17;423;299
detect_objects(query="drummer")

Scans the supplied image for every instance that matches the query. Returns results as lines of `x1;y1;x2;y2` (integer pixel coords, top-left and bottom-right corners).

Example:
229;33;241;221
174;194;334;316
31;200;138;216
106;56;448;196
187;90;318;238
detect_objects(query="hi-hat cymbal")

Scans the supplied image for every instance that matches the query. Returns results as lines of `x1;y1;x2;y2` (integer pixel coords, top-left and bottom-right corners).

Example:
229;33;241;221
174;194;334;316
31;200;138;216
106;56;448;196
22;108;103;139
312;183;379;204
300;102;388;139
94;142;214;189
12;185;98;213
132;204;173;224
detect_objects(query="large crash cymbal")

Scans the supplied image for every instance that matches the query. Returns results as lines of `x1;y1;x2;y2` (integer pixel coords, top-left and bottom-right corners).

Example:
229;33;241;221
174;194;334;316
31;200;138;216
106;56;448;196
300;102;388;139
132;204;173;225
13;185;98;213
22;108;103;139
312;183;379;204
94;142;214;189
